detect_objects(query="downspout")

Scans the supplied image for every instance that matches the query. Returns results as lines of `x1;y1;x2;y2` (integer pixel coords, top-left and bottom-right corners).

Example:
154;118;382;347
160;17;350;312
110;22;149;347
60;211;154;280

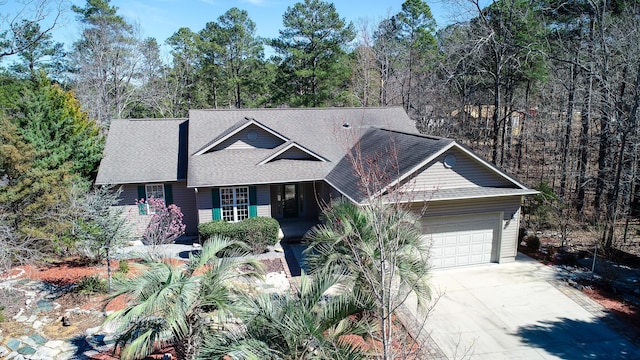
194;187;200;244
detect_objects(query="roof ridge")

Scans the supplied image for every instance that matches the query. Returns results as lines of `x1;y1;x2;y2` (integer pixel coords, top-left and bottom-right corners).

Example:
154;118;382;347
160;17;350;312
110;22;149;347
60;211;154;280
191;106;405;112
114;118;188;121
372;127;452;141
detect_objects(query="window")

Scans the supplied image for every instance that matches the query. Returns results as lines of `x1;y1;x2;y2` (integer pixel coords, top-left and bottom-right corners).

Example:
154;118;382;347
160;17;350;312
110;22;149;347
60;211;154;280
145;184;165;214
221;187;249;222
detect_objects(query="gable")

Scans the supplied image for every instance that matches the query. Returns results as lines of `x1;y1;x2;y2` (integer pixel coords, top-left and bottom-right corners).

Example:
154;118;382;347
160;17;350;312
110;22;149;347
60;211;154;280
325;128;454;204
271;146;319;161
210;123;286;151
259;142;327;164
400;147;514;192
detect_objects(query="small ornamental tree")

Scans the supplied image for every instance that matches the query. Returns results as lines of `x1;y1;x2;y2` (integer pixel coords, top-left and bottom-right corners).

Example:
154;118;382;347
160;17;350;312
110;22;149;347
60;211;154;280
136;197;186;258
73;185;132;292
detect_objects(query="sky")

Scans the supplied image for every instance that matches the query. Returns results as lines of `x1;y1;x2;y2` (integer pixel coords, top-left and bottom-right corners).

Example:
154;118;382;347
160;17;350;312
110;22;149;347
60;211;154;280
3;0;487;60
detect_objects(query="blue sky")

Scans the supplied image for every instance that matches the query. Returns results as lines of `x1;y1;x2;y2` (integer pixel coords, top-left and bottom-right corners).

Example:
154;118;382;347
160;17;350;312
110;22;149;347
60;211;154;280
4;0;487;60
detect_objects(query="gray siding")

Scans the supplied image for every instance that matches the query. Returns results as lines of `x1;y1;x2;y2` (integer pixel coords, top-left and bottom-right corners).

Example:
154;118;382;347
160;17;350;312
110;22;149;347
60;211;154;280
197;189;213;224
402;148;513;192
117;182;197;238
171;184;198;236
256;185;271;217
117;184;150;238
418;196;520;219
500;207;520;262
213;125;284;150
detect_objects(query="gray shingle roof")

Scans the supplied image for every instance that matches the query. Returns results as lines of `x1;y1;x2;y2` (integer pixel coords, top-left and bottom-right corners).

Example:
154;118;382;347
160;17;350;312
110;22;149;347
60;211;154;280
325;128;455;204
386;187;539;204
187;107;418;187
95;118;188;185
95;107;535;202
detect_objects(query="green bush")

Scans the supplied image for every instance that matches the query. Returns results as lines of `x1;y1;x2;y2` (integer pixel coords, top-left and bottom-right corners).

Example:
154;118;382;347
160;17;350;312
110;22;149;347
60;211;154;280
117;259;129;274
199;217;279;254
525;236;541;252
76;275;107;294
0;306;5;323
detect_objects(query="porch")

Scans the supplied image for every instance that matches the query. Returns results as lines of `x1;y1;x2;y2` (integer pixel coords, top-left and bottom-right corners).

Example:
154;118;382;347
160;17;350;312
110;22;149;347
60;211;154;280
277;218;319;242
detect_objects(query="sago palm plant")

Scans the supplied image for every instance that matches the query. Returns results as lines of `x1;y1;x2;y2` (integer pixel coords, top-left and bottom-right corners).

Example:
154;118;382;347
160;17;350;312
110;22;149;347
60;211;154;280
104;236;262;360
198;270;376;359
304;199;431;360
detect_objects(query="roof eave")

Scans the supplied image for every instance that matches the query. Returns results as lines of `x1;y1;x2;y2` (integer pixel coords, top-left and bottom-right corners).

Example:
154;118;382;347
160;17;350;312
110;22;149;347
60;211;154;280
187;177;326;188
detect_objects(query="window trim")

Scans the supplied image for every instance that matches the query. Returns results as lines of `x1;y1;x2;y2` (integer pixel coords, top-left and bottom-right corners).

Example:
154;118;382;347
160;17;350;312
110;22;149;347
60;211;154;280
220;186;249;222
145;183;166;214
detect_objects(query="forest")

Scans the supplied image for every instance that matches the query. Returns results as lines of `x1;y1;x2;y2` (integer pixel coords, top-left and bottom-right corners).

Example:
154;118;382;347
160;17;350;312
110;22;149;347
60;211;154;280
1;0;640;264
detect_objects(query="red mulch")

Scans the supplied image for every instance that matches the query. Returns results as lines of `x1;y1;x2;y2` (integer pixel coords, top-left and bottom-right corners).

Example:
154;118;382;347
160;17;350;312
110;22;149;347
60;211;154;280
520;244;640;343
1;257;424;358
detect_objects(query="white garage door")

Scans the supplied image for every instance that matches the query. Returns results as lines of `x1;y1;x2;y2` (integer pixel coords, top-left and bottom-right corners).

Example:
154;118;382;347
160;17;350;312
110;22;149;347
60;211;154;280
421;213;500;269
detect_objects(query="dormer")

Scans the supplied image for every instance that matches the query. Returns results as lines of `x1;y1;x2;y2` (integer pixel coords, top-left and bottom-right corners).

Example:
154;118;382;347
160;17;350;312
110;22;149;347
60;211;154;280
258;141;328;165
194;118;288;155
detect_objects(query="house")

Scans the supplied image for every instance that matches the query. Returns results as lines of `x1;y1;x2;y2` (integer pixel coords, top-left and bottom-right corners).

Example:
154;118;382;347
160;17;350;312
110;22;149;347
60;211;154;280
95;107;537;268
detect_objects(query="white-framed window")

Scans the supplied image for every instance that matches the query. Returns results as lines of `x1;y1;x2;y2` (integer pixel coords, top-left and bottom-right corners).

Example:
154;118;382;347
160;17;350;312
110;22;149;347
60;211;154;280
145;184;165;214
221;186;249;222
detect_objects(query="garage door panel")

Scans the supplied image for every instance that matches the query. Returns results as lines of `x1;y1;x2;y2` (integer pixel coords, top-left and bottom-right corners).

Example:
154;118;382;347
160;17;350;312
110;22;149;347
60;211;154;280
421;213;499;269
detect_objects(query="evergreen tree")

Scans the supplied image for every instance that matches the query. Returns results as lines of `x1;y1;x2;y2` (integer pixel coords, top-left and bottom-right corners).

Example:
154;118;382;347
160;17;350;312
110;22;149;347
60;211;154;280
271;0;355;107
166;27;205;116
0;74;103;249
9;20;66;79
392;0;438;113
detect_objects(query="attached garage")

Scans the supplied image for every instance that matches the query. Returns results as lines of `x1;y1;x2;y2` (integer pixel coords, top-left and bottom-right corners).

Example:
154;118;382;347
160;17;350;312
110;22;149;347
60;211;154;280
420;212;501;268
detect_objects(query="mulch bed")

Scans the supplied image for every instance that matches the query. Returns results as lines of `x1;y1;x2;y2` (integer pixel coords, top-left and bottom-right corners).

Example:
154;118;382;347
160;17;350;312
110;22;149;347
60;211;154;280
520;243;640;344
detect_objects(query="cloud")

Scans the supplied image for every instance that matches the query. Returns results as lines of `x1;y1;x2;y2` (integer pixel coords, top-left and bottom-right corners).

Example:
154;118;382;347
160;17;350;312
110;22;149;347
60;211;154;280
241;0;266;5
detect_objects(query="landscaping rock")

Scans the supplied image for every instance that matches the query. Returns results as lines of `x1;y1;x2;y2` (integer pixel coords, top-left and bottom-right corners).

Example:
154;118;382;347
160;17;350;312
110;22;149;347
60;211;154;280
5;351;22;360
85;326;101;336
17;345;36;355
57;350;76;360
29;333;47;345
35;299;53;312
20;336;36;347
32;345;61;358
0;345;8;357
6;338;22;351
44;339;65;349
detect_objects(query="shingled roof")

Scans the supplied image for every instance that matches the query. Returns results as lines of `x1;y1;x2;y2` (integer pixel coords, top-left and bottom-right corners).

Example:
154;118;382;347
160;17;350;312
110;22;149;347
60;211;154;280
95;107;535;203
96;118;188;185
186;107;418;187
325;128;455;204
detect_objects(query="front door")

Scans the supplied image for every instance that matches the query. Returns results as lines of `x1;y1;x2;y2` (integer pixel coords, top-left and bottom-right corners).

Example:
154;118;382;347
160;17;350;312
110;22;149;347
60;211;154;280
282;184;298;218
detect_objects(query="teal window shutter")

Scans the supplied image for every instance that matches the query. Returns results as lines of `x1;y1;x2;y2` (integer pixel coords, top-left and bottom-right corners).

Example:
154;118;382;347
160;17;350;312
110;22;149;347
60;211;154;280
249;186;257;218
164;184;173;205
212;188;221;220
137;185;147;215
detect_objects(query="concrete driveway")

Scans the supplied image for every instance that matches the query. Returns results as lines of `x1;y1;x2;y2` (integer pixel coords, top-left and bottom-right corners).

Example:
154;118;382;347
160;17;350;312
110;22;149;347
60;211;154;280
405;254;640;359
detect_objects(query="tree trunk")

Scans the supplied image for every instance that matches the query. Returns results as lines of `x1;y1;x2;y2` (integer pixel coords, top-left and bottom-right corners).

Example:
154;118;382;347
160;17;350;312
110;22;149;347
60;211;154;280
560;62;577;198
106;247;112;293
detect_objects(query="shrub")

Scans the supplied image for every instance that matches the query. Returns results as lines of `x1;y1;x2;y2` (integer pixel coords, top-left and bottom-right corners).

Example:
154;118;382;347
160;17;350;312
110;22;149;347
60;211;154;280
518;227;527;242
525;236;541;252
199;217;279;254
0;306;5;323
117;259;129;274
76;275;107;294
